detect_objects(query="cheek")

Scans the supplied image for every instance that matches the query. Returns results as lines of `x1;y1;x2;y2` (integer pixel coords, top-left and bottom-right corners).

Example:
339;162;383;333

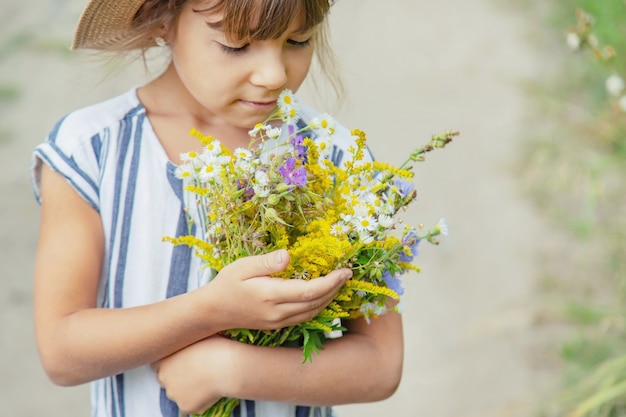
287;51;314;88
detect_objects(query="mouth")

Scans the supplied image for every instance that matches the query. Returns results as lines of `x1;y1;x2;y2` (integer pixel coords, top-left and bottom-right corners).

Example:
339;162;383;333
239;99;277;109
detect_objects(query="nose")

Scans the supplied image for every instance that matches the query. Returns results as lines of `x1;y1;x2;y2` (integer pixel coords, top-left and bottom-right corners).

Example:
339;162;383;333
249;46;288;90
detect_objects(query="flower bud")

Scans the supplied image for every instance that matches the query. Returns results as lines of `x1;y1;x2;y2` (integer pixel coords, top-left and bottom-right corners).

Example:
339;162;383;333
267;194;281;205
264;207;288;225
276;183;292;193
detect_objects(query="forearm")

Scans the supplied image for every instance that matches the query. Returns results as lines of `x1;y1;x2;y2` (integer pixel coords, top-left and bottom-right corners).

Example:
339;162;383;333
225;313;404;405
36;290;218;386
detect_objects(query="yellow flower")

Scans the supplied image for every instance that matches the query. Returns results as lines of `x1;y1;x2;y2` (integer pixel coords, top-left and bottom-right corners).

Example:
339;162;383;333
344;280;400;300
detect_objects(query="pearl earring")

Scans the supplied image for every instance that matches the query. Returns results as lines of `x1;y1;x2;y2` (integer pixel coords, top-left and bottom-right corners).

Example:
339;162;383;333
155;36;167;47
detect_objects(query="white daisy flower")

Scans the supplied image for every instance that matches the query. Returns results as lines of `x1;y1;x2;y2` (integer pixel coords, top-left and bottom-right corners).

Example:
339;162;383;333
358;232;375;244
248;123;266;137
198;159;224;182
330;222;350;236
324;318;343;339
253;184;270;198
315;136;333;158
352;215;378;234
436;218;449;236
233;147;252;160
310;113;337;137
359;302;388;323
364;193;385;214
352;203;371;218
277;89;299;117
286;108;301;125
252;170;271;197
394;301;406;314
380;198;396;216
203;140;223;157
254;170;270;186
378;214;395;229
180;150;201;163
265;126;282;139
174;162;195;181
340;213;354;224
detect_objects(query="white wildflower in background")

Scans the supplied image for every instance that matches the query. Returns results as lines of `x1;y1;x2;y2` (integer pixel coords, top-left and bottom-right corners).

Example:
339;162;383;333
605;74;625;97
566;32;581;50
618;96;626;112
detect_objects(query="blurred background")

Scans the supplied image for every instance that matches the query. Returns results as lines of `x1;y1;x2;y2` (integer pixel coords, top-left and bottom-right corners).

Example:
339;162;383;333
2;0;625;416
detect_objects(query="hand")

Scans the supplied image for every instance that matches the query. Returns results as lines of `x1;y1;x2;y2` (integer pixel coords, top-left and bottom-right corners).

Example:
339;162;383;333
152;336;233;415
203;249;351;331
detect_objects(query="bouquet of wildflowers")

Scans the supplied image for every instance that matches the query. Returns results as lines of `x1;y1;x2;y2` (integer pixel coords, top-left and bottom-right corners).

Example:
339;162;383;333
164;89;456;417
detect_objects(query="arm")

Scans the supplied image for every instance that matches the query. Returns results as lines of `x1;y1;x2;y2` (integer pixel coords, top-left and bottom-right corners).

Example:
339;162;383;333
153;306;403;413
34;165;350;386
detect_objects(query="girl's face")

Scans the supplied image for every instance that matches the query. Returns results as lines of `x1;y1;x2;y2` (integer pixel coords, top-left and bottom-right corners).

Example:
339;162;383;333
168;1;316;130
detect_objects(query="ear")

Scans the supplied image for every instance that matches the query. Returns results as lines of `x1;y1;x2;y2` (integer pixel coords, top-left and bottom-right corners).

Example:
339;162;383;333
152;24;171;46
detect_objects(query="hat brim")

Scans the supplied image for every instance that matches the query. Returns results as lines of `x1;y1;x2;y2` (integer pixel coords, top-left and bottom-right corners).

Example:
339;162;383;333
71;0;147;50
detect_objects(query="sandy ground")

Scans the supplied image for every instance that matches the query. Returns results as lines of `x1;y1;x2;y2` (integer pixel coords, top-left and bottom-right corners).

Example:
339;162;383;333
1;1;565;416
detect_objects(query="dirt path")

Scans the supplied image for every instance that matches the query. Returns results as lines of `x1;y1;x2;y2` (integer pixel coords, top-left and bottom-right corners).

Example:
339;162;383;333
0;1;560;416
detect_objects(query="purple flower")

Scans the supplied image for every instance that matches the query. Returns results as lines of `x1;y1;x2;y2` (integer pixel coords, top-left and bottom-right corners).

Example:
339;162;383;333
291;134;307;162
236;179;255;200
394;179;416;198
279;157;308;187
400;231;420;262
382;270;404;296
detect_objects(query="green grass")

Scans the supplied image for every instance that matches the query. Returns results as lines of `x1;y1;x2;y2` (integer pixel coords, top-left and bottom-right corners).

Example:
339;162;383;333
521;1;626;416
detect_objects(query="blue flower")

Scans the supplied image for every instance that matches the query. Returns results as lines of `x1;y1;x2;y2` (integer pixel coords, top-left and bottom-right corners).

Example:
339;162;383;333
279;157;308;187
400;231;420;262
394;179;416;198
382;270;404;296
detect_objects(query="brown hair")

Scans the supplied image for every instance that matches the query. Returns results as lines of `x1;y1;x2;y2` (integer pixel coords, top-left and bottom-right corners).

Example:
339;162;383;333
105;0;342;98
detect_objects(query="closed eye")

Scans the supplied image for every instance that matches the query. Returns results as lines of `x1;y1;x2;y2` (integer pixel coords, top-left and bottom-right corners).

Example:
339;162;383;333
287;38;312;47
219;43;250;55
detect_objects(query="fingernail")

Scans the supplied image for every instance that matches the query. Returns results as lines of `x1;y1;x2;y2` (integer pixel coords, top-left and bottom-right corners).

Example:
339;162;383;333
275;250;284;264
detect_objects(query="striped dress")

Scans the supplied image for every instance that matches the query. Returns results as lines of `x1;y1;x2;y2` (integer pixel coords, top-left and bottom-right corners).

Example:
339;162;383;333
31;88;363;417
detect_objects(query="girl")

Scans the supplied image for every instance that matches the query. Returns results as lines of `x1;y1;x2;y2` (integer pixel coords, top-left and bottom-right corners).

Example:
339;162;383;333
31;1;403;416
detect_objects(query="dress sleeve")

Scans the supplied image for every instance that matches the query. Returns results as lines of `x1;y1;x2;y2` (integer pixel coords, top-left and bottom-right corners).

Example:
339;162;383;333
31;114;102;212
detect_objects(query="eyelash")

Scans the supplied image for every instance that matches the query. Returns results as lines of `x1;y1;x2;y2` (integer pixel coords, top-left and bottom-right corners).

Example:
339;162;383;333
219;44;249;55
287;38;312;48
219;38;312;55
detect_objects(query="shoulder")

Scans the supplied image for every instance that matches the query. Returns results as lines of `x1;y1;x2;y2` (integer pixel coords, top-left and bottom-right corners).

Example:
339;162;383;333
31;88;146;208
47;88;145;151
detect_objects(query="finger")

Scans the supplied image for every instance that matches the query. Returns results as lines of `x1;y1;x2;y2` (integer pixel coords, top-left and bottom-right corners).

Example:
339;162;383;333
275;268;351;304
279;282;342;316
274;287;346;327
220;250;290;281
271;269;351;320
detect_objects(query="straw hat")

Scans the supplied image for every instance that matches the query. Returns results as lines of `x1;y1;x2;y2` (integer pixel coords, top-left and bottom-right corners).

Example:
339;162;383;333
71;0;148;50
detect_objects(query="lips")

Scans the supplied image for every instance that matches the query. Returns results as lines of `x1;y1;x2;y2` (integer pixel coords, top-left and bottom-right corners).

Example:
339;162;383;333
240;99;277;108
